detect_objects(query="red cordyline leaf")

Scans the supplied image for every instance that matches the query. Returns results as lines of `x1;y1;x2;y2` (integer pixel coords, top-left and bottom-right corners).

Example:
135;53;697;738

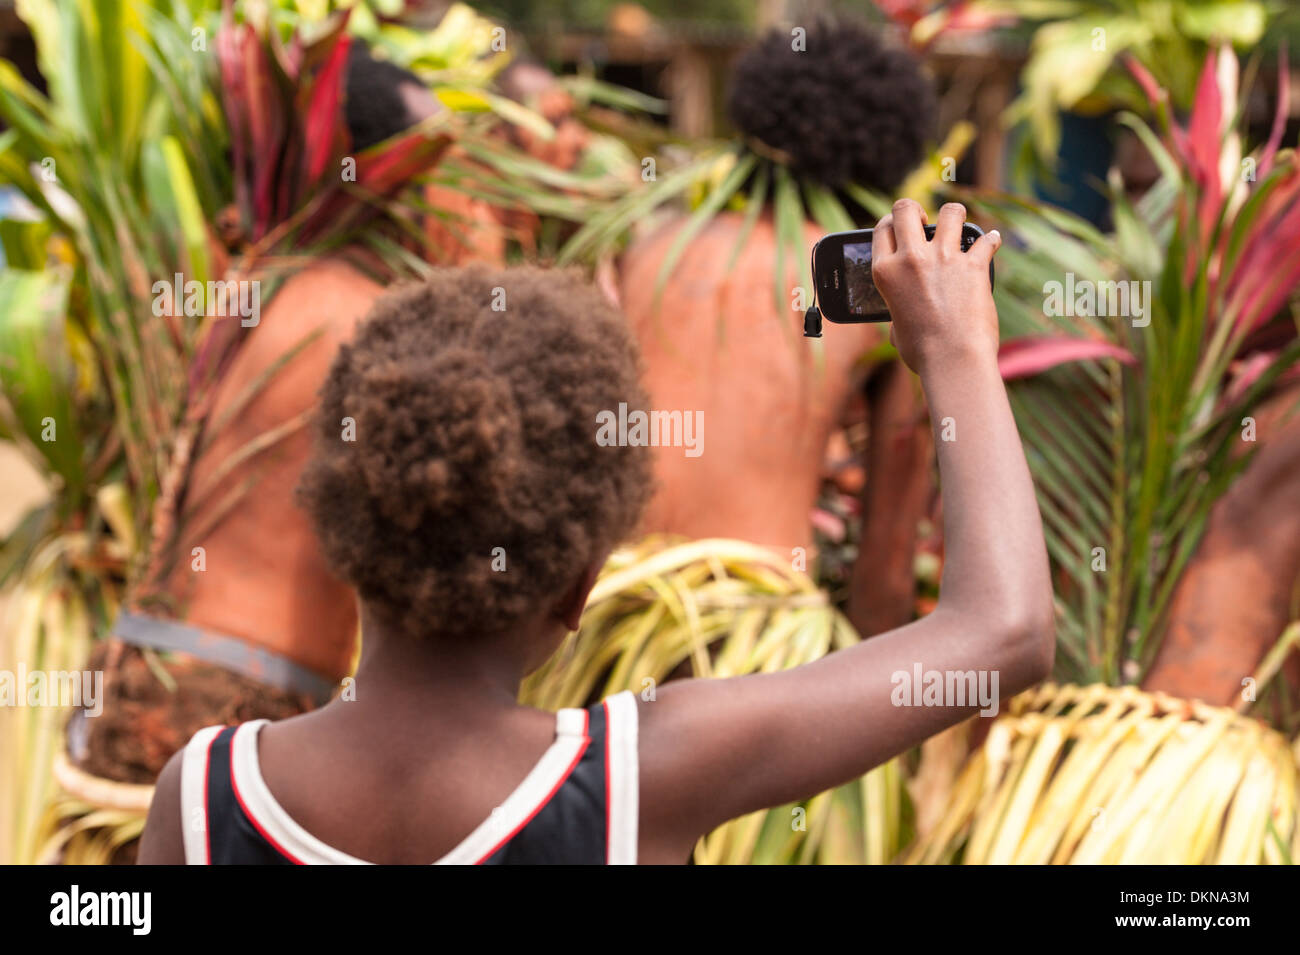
278;17;350;225
1125;52;1221;285
1186;47;1225;283
302;33;352;185
295;127;454;246
245;34;284;239
187;308;247;404
1187;46;1224;193
1222;350;1277;407
1232;240;1300;333
217;8;360;241
1126;47;1300;341
1210;48;1296;328
1126;55;1163;107
269;14;303;81
1224;163;1300;331
873;0;929;27
356;126;454;191
217;11;282;241
284;33;304;78
216;5;249;229
1259;44;1290;180
997;336;1137;380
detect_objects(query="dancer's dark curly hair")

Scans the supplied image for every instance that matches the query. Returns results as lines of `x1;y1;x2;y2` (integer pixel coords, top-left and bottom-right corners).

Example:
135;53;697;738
727;20;937;192
298;265;653;640
345;41;425;151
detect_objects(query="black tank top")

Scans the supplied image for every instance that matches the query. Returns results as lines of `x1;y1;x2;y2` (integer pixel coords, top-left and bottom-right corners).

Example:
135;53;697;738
178;691;639;864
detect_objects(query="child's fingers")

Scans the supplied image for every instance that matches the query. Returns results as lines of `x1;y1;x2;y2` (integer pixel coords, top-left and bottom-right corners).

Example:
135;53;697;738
968;228;1003;266
873;212;896;257
933;201;966;253
889;198;928;253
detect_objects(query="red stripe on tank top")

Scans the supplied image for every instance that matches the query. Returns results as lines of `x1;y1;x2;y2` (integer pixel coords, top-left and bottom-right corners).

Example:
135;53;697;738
201;728;223;865
228;726;306;865
603;699;613;864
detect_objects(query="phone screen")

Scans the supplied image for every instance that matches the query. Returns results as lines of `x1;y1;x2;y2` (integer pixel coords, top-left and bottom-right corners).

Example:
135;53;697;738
843;240;886;316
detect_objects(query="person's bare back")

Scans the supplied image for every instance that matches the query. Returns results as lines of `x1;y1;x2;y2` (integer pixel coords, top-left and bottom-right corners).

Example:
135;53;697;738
620;212;885;554
159;257;386;681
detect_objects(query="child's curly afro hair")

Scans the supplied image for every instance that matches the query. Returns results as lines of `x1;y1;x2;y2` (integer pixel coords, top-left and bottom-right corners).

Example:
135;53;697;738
298;265;653;640
727;20;936;192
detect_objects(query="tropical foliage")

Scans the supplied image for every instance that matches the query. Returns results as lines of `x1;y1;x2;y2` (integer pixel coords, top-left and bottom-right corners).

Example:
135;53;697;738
897;43;1300;866
3;0;1298;867
0;0;227;864
557;120;974;316
980;45;1300;688
999;0;1272;163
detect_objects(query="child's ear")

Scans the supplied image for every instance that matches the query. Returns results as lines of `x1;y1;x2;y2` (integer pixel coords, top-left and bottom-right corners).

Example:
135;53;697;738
555;559;605;632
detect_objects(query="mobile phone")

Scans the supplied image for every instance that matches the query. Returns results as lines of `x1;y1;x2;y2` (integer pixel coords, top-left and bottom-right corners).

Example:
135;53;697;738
809;223;993;324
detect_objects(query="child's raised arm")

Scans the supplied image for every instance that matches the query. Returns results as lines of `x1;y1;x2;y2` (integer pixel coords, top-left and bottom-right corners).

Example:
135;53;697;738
635;199;1055;863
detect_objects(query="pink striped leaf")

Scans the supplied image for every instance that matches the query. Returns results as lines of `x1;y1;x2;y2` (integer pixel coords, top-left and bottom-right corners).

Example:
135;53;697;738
998;336;1137;381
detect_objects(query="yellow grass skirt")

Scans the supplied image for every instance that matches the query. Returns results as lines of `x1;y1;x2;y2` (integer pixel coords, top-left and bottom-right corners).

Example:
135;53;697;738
907;682;1300;864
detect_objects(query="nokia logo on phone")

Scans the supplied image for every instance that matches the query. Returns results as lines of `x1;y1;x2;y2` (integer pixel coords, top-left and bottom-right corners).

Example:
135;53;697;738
832;270;840;290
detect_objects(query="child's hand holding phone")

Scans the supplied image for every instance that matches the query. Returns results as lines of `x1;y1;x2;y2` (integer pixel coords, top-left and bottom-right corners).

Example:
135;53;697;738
871;200;1002;377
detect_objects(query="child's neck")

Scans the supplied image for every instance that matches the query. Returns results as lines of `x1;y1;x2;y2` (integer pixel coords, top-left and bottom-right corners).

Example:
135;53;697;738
346;604;547;714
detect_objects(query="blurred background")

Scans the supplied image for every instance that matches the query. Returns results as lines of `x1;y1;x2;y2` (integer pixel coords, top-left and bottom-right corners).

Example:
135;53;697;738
2;0;1300;866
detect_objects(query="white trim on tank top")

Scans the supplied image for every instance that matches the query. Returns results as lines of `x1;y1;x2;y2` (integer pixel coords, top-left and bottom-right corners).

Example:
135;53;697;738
603;691;639;864
233;707;587;864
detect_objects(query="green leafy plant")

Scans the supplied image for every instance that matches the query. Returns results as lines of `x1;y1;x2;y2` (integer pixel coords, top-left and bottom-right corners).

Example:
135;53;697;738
980;45;1300;685
906;44;1300;858
997;0;1274;162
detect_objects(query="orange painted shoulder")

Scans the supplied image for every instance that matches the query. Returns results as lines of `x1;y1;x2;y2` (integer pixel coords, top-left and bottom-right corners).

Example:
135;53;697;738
264;256;387;322
241;256;390;368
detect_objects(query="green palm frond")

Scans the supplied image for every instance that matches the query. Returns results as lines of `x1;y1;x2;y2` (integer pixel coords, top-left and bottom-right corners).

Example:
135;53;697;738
555;121;976;315
968;67;1300;681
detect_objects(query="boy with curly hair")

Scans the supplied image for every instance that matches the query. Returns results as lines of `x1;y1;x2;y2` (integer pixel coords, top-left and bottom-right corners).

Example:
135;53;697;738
139;213;1053;863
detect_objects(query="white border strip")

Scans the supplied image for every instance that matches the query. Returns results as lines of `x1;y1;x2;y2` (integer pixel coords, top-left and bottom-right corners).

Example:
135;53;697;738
604;691;639;865
180;725;226;866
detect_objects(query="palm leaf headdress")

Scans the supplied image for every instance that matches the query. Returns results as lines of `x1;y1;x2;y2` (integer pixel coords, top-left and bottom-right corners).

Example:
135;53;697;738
555;18;967;313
